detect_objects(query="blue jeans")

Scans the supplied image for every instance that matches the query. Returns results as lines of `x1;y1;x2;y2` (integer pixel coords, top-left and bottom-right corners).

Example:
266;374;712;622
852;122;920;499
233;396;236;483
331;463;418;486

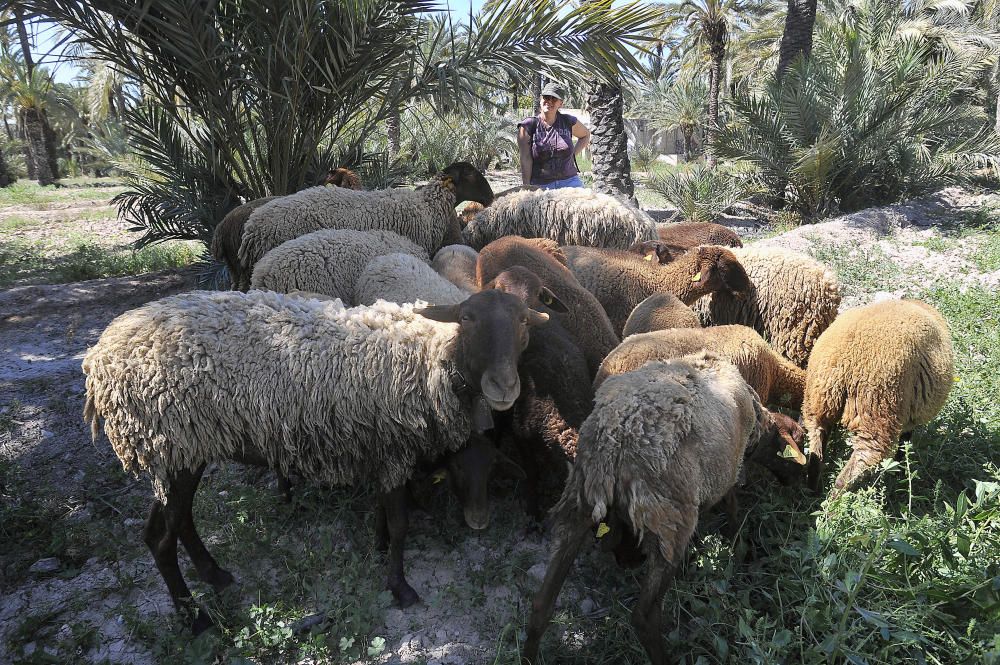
538;174;584;190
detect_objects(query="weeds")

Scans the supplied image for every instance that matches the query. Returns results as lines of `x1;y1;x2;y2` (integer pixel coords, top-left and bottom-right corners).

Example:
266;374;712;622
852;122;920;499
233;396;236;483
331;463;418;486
808;239;903;299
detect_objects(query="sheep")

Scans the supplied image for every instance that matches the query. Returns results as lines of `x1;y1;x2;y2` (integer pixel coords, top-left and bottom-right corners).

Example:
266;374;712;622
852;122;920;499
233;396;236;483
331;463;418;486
82;289;549;632
621;292;701;337
693;245;841;368
594;325;808;413
657;221;742;248
355;253;466;306
486;266;594;520
432;244;480;295
249;228;428;304
802;299;954;497
520;352;806;665
460;201;485;227
462;187;658;251
477;235;620;377
562;245;752;337
211;196;281;291
323;167;363;189
238;161;493;279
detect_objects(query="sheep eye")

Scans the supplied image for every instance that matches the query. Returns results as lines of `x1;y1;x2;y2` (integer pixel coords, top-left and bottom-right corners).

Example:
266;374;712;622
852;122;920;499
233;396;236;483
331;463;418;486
521;316;529;325
541;294;553;305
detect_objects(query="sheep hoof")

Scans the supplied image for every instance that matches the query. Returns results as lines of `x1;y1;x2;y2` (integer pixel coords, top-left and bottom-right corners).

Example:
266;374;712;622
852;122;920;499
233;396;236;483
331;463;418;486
190;608;215;636
392;582;421;608
208;568;235;592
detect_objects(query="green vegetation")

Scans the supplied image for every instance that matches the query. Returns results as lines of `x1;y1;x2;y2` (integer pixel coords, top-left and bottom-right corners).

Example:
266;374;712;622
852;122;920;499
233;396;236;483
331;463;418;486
645;162;759;223
0;181;125;207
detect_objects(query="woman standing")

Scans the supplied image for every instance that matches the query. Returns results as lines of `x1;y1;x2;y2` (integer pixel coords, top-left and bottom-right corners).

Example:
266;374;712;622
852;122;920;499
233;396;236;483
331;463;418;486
518;83;591;189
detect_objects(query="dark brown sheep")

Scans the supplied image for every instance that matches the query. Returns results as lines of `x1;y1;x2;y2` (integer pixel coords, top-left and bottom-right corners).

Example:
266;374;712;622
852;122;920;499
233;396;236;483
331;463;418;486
211;196;281;291
657;221;742;250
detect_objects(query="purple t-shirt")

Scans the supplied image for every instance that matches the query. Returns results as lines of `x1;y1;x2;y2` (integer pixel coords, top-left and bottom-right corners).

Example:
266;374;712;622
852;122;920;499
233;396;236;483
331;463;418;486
519;112;579;184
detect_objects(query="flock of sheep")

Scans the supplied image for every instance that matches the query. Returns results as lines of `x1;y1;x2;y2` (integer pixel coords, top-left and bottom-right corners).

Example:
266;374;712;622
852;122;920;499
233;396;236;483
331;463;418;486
82;162;956;663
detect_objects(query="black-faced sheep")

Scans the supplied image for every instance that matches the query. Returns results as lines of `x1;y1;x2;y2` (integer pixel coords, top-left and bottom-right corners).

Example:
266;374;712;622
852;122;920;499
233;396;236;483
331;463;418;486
561;244;752;337
476;235;620;377
621;292;701;337
238;162;493;280
82;290;547;632
802;299;954;496
521;353;806;665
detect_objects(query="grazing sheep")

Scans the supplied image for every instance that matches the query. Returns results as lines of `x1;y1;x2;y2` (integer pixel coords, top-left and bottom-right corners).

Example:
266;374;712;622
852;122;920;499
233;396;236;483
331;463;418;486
462;187;657;250
432;244;480;295
621;292;701;337
562;245;752;337
238;161;493;278
802;299;954;496
211;196;280;291
477;235;619;377
249;229;428;304
487;267;594;519
521;353;806;665
355;253;466;306
323;167;363;189
693;245;842;368
595;325;808;412
657;221;742;248
83;289;548;632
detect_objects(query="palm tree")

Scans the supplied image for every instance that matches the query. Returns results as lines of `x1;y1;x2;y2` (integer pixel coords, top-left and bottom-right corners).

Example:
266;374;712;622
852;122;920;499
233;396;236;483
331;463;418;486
647;75;708;160
0;56;56;185
776;0;817;77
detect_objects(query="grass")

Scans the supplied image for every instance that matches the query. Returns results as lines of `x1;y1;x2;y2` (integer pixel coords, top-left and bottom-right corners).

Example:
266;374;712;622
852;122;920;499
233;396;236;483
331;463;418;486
0;181;125;208
807;239;904;299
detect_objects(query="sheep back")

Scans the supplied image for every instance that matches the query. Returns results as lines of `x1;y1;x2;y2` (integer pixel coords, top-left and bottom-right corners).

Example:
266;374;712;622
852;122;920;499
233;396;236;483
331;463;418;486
250;229;428;304
356;253;466;306
656;221;742;249
432;244;480;294
82;292;470;502
622;293;701;337
693;246;841;367
462;188;657;250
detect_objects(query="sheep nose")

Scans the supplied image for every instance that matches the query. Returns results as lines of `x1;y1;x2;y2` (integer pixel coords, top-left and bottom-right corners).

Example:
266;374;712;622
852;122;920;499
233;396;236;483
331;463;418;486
463;506;490;530
481;371;520;410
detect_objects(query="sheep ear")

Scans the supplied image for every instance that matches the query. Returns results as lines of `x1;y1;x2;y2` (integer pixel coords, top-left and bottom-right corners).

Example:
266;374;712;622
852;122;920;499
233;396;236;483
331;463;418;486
538;287;569;313
527;309;550;326
418;303;461;323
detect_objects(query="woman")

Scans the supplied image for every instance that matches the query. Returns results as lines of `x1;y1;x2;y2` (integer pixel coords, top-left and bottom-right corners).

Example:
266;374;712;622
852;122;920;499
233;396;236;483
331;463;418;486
518;83;591;189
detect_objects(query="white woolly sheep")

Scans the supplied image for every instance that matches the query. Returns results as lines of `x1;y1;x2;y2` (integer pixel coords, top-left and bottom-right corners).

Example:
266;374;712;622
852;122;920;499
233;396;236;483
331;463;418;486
521;352;806;665
621;292;701;337
432;244;480;295
802;299;954;497
82;289;549;632
355;253;466;306
693;245;842;368
562;245;752;337
462;187;658;250
238;161;493;279
250;228;428;303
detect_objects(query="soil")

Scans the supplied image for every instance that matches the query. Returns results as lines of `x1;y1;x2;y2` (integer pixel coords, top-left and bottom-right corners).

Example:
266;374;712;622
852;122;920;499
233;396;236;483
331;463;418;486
1;185;997;664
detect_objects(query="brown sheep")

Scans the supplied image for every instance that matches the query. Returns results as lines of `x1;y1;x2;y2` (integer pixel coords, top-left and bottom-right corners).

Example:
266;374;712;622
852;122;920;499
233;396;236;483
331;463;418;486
561;245;752;337
657;221;742;248
323;167;363;189
477;236;619;377
211;196;281;291
621;292;701;337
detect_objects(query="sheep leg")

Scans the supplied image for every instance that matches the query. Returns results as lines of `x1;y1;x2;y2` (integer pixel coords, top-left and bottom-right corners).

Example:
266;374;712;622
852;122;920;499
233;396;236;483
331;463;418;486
805;422;831;494
144;499;212;634
521;508;593;665
631;555;676;665
720;488;740;540
380;485;419;608
172;466;234;592
374;503;389;553
832;423;901;497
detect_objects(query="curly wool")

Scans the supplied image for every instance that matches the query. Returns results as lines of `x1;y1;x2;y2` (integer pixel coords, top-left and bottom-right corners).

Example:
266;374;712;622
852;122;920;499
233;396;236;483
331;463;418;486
432;244;480;295
462;188;657;250
249;229;428;304
82;292;471;502
239;176;459;274
595;325;807;409
555;353;761;565
355;253;465;306
693;246;841;368
621;293;701;337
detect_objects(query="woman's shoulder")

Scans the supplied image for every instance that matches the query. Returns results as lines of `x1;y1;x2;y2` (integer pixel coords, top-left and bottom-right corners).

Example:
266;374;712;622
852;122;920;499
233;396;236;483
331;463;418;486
518;116;539;130
558;111;578;128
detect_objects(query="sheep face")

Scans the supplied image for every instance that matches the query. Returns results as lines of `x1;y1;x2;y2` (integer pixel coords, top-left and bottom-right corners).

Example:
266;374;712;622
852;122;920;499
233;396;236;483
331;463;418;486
444;434;526;530
488;266;569;314
419;289;548;410
748;409;807;485
441;161;494;206
695;246;752;299
627;240;685;264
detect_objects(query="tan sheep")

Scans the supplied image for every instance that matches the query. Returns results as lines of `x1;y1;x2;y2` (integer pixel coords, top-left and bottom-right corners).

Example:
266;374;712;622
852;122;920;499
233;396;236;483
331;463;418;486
693;245;841;368
432;244;479;295
621;292;701;337
803;299;955;497
562;245;752;337
595;325;808;413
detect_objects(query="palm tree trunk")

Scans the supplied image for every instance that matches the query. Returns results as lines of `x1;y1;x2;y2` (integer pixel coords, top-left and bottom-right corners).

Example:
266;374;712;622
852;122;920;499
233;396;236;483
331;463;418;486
532;73;542;115
23;108;54;186
776;0;818;79
707;43;724;168
587;79;636;203
14;7;36;77
0;144;13;187
2;113;13;141
386;107;400;159
683;128;694;162
43;111;59;179
18;114;36;180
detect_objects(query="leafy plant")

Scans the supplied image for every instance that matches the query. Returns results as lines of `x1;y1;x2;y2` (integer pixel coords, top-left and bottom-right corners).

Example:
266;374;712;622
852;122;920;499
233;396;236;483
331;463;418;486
645;162;760;222
629;141;661;172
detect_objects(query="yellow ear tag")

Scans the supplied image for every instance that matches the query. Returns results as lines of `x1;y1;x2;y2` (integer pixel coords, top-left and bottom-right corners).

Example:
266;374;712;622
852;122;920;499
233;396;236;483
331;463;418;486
596;522;611;538
644;253;654;261
779;445;807;465
691;271;702;282
432;469;447;484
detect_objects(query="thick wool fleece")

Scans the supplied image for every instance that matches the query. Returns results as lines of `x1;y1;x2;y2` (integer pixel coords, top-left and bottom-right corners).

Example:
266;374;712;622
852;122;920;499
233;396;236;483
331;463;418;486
211;196;281;291
462;188;657;250
802;299;954;464
656;221;742;249
621;293;701;337
239;176;459;273
595;325;807;409
432;245;479;295
83;292;471;502
693;246;841;368
555;353;761;565
355;253;465;306
250;229;428;304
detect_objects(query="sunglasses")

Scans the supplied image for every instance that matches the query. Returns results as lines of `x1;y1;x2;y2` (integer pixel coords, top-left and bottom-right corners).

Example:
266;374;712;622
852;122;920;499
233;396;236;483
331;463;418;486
541;95;561;102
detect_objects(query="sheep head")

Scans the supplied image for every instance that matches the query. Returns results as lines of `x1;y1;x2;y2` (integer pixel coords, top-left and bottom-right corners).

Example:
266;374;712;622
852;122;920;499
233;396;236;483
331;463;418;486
747;407;808;486
418;289;547;411
440;433;526;530
487;266;569;314
692;246;751;300
323;167;362;190
628;240;685;264
441;161;494;206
